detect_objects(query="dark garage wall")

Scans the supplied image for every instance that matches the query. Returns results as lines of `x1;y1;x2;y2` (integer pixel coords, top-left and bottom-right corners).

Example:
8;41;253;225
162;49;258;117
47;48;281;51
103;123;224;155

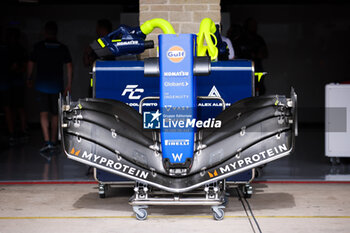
223;4;350;123
0;4;139;123
1;3;349;124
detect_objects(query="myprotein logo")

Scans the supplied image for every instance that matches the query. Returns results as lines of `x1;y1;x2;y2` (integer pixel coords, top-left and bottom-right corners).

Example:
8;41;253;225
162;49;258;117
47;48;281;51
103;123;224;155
70;148;149;179
167;46;185;63
208;144;289;179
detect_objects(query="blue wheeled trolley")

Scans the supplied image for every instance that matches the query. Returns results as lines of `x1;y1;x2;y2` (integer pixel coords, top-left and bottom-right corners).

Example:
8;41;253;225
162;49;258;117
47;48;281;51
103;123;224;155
92;59;255;198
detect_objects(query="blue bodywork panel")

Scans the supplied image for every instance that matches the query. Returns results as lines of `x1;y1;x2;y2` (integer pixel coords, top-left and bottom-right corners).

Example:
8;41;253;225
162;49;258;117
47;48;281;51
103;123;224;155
159;34;196;164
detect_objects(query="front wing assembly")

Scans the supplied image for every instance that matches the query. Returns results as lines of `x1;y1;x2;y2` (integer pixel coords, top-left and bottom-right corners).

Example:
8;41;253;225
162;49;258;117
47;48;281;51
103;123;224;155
59;89;297;193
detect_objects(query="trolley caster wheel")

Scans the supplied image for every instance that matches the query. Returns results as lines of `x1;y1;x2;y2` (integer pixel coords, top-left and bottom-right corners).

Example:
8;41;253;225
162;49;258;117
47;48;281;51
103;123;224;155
241;184;253;199
244;192;252;199
133;205;148;221
98;184;107;199
211;206;225;221
136;209;148;221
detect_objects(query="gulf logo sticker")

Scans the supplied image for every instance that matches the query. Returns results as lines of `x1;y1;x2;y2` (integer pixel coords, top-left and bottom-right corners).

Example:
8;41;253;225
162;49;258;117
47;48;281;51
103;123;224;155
167;46;186;63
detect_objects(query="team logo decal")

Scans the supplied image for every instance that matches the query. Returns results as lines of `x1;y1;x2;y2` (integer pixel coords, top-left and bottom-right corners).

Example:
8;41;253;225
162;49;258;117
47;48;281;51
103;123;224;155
70;147;81;156
167;46;186;63
208;170;218;178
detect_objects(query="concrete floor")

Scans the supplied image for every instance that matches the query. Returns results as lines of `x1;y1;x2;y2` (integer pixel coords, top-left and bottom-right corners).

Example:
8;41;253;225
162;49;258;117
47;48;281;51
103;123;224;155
0;183;349;233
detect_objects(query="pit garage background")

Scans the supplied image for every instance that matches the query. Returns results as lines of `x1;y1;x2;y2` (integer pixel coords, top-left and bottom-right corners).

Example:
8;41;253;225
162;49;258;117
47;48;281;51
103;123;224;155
0;0;350;232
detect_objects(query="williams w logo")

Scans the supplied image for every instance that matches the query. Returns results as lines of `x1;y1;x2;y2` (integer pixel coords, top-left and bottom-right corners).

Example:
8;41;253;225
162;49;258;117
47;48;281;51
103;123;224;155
208;170;218;178
70;148;81;156
172;153;183;162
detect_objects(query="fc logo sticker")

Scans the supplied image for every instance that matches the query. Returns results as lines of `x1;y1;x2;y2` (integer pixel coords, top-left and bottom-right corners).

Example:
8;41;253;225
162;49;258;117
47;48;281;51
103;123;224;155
167;46;185;63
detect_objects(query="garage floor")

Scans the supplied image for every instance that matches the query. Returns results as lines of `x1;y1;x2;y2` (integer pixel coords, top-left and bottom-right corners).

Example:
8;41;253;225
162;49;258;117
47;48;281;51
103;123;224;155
1;183;349;233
